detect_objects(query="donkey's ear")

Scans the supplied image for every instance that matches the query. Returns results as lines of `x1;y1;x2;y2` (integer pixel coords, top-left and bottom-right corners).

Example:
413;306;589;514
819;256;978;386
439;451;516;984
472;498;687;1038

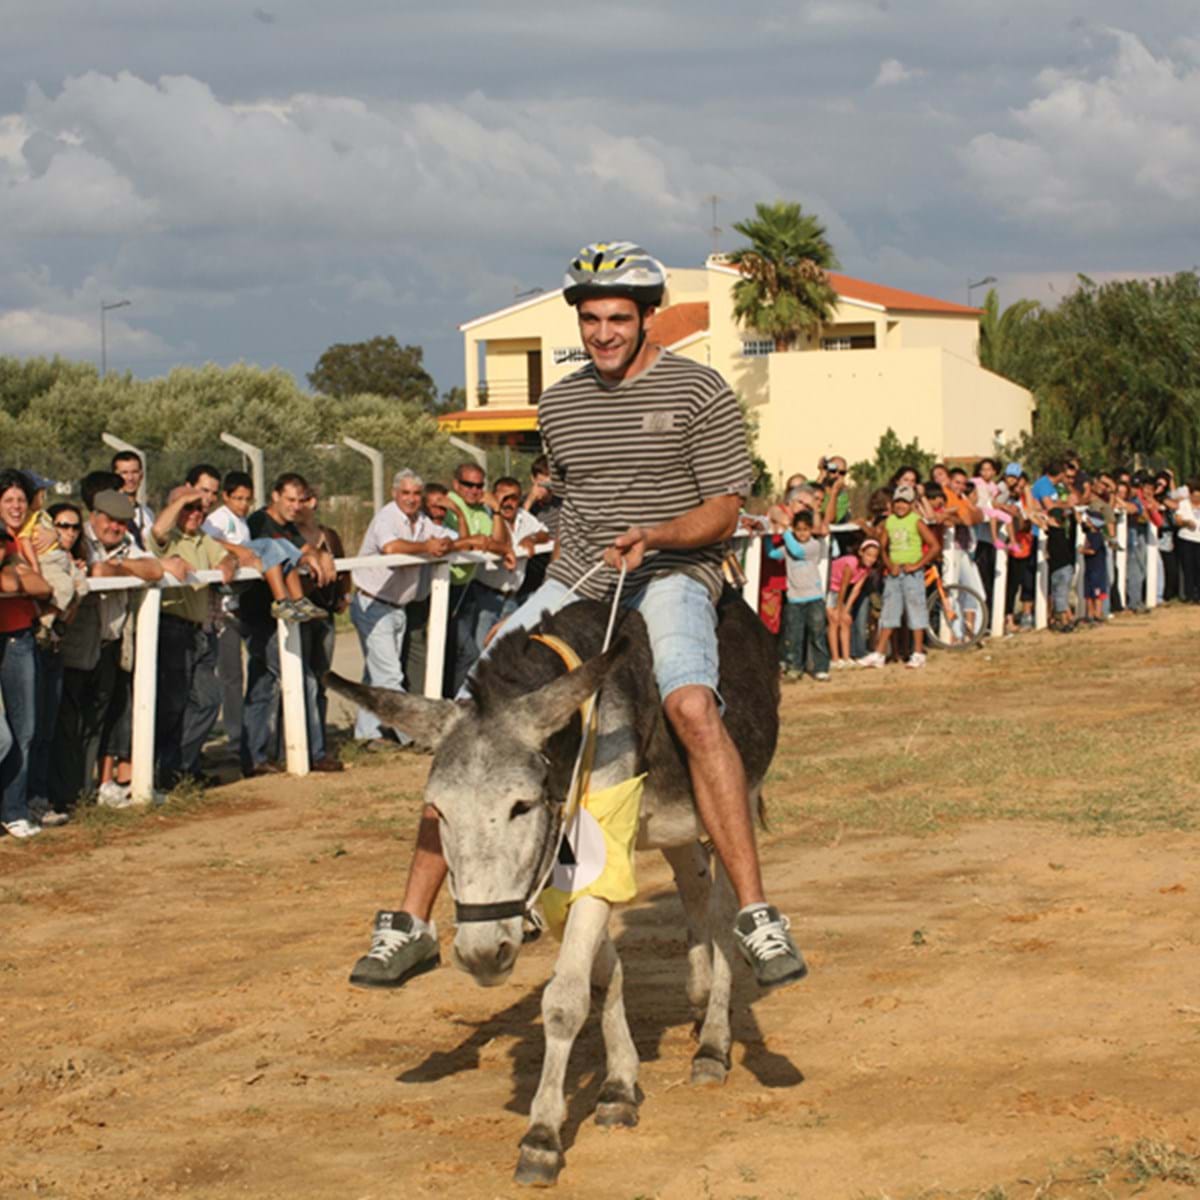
502;647;620;748
324;673;461;748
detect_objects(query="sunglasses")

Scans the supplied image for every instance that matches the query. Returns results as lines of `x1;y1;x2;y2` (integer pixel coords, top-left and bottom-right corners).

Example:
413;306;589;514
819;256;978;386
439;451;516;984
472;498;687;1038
459;480;484;490
183;502;204;513
54;521;81;531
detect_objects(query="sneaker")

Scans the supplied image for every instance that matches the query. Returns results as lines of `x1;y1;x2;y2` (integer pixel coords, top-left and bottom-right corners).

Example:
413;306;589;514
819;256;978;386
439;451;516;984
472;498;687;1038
906;652;927;669
97;781;134;809
2;819;41;839
831;659;847;670
29;799;69;827
855;652;885;669
292;597;327;622
814;671;831;682
733;904;808;990
349;911;440;989
271;598;304;623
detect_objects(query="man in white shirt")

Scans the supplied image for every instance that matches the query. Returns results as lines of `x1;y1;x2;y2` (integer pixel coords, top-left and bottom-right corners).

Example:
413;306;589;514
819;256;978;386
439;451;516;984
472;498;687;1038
473;476;550;637
350;469;456;745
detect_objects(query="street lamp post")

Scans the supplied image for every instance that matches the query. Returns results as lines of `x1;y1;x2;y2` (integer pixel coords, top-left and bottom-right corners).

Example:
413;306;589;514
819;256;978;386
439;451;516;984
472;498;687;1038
966;276;996;307
100;299;131;376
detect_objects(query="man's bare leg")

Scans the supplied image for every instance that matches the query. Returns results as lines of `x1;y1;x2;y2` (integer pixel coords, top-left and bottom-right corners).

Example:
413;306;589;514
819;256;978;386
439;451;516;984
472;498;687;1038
400;807;448;920
663;684;805;989
662;685;764;907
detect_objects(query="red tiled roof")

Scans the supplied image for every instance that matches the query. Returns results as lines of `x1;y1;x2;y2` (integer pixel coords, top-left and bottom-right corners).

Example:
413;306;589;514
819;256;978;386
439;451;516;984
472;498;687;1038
711;260;980;316
650;301;709;347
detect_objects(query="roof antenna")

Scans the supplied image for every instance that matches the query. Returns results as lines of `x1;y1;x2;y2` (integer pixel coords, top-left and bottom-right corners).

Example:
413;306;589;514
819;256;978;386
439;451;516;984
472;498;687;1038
707;194;721;256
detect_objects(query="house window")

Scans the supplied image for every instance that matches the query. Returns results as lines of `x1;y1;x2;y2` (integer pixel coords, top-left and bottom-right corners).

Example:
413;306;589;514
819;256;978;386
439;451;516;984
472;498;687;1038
741;339;774;357
552;346;589;365
821;334;876;351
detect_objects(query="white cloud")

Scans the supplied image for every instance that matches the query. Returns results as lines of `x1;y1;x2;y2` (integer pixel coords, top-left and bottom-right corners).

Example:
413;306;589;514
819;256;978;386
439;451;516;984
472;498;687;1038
873;58;924;88
960;29;1200;233
0;307;171;359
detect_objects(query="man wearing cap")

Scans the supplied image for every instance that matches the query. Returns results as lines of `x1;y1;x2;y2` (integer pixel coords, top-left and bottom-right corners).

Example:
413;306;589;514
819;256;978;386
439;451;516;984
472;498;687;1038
149;485;241;788
50;490;181;811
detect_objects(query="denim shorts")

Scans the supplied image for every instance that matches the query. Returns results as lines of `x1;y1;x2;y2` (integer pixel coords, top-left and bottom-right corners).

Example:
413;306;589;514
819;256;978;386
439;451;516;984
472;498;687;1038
880;571;928;630
484;572;719;701
1050;564;1073;611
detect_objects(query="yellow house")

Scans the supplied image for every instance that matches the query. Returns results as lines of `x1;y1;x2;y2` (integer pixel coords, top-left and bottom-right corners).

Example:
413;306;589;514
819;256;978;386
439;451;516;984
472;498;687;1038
443;255;1034;482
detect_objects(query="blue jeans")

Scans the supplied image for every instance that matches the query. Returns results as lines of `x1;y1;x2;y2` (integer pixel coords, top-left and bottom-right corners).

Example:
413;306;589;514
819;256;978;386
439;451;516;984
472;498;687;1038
1050;564;1073;613
1127;529;1147;610
475;573;719;701
240;619;326;772
0;628;38;825
156;616;222;784
781;600;830;675
350;594;408;742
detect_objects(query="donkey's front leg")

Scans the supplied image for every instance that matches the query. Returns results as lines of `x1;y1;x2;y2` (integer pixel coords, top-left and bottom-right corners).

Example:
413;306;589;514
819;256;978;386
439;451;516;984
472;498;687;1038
691;858;738;1086
515;896;611;1187
591;934;639;1127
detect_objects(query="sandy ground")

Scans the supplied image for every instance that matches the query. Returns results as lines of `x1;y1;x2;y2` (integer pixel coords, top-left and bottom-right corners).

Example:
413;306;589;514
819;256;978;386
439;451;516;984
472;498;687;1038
3;612;1200;1200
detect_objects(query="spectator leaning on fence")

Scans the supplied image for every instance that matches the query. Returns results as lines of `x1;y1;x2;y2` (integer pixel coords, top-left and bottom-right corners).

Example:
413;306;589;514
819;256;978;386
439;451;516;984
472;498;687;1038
473;475;550;638
148;485;239;788
350;469;456;749
520;455;560;597
239;473;336;778
50;489;166;813
111;450;154;549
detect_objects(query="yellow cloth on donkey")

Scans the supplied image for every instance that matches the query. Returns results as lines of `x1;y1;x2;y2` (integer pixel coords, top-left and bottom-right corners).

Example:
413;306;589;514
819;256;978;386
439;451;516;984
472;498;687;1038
540;773;646;939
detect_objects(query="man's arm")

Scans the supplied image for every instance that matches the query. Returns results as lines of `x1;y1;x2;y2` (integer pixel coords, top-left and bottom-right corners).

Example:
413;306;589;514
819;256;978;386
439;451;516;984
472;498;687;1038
604;494;741;571
1;560;51;598
92;555;165;583
151;487;203;544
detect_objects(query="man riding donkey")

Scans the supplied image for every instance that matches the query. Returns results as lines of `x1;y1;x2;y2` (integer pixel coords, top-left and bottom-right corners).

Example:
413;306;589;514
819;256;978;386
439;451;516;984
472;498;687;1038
348;241;807;992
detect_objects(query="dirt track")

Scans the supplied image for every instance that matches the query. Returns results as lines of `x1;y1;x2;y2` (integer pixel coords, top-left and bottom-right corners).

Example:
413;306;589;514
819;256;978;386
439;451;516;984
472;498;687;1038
4;612;1200;1200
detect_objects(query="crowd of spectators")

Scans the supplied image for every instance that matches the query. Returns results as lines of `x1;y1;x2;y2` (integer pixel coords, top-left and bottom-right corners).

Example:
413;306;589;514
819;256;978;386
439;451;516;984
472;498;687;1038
747;453;1200;679
0;452;554;837
3;443;1194;838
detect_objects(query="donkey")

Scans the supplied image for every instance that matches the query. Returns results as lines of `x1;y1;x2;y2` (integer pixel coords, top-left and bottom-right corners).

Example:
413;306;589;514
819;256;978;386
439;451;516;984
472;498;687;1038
328;592;780;1186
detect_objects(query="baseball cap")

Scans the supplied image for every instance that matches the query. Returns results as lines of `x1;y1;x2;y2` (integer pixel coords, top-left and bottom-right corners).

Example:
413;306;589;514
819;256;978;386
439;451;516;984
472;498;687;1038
893;484;916;502
23;470;55;491
91;489;136;521
1004;461;1022;478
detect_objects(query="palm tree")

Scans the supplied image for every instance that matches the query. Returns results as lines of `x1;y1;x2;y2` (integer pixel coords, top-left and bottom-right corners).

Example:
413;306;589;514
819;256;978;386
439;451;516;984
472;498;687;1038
727;201;839;351
977;288;1041;382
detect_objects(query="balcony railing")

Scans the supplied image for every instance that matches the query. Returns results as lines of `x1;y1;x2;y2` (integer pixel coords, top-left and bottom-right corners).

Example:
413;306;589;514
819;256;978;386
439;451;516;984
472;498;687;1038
476;380;540;407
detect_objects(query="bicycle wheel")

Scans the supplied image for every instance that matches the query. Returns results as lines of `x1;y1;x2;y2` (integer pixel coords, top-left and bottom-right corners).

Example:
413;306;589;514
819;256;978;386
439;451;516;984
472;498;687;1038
926;583;989;650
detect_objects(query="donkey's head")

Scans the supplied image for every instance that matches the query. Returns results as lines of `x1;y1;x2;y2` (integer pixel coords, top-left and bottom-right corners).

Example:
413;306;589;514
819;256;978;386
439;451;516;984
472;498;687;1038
327;648;617;986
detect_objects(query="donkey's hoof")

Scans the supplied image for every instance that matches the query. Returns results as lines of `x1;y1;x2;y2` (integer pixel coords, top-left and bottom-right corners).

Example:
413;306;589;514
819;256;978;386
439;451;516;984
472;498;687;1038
690;1049;730;1086
594;1080;639;1127
515;1126;563;1187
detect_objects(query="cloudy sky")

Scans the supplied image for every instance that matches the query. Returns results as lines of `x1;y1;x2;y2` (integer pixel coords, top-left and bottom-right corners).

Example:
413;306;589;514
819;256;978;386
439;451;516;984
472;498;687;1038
2;1;1197;394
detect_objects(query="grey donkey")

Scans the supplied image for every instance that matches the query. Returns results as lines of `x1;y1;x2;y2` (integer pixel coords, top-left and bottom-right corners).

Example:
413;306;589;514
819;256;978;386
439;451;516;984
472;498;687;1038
327;593;783;1186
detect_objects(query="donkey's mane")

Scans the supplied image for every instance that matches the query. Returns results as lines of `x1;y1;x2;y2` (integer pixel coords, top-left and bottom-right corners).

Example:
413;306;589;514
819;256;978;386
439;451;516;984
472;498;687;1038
467;600;613;720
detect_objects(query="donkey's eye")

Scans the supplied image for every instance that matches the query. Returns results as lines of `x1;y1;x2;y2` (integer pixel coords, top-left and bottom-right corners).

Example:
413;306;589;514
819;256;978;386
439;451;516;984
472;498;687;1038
509;801;536;820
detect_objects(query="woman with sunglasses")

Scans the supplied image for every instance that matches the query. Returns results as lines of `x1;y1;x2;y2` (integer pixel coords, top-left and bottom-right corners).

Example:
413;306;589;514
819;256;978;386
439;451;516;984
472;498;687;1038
24;503;88;826
0;469;53;837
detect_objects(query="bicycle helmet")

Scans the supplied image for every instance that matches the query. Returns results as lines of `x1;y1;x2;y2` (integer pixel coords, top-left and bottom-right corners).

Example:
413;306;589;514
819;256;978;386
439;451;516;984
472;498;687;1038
562;242;667;307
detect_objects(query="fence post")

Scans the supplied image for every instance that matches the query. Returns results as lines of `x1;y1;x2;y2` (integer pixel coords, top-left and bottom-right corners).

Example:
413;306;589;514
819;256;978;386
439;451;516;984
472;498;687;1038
424;563;451;699
1034;532;1049;629
1116;512;1129;609
219;433;265;506
101;433;147;505
990;544;1008;639
742;535;763;611
343;436;385;514
942;530;957;586
129;587;161;802
448;436;487;475
1146;523;1160;610
278;618;309;775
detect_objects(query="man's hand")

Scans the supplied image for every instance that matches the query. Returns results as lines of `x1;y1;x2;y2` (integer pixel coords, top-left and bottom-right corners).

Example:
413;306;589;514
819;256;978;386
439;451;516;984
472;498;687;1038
424;536;451;558
161;555;190;582
902;562;923;574
90;560;117;579
217;553;238;585
518;536;538;557
502;549;517;571
889;564;901;577
302;547;336;587
30;526;56;555
604;526;650;571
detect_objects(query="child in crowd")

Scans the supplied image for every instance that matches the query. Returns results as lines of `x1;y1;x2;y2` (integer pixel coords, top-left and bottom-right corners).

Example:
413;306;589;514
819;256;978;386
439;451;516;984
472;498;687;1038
827;538;880;668
16;472;87;650
858;485;939;669
767;509;830;681
1081;511;1108;623
202;471;323;623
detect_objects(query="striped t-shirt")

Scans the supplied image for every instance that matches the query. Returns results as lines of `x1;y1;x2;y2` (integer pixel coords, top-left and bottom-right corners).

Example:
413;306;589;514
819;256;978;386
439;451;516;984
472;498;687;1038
539;350;752;602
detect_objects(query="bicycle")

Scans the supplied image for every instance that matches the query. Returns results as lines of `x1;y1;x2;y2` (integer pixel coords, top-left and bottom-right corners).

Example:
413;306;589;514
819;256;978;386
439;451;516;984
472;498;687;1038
923;559;989;650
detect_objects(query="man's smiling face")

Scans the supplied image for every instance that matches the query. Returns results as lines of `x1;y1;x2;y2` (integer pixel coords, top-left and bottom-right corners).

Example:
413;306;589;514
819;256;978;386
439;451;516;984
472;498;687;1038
577;296;655;381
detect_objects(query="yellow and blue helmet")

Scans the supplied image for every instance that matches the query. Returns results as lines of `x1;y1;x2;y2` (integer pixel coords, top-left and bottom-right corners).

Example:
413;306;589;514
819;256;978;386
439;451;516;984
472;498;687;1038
563;241;667;307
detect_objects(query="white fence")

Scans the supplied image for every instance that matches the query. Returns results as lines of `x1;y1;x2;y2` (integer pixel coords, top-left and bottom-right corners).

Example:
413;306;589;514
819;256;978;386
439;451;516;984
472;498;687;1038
6;514;1160;804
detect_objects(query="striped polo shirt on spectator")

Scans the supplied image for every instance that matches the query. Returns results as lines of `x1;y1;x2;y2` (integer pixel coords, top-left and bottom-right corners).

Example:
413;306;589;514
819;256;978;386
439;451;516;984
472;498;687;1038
539;350;752;603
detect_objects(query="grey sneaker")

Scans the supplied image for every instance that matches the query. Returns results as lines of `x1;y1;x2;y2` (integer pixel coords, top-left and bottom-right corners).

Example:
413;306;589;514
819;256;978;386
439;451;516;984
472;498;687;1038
292;597;327;622
271;598;304;623
734;904;808;990
349;911;440;989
